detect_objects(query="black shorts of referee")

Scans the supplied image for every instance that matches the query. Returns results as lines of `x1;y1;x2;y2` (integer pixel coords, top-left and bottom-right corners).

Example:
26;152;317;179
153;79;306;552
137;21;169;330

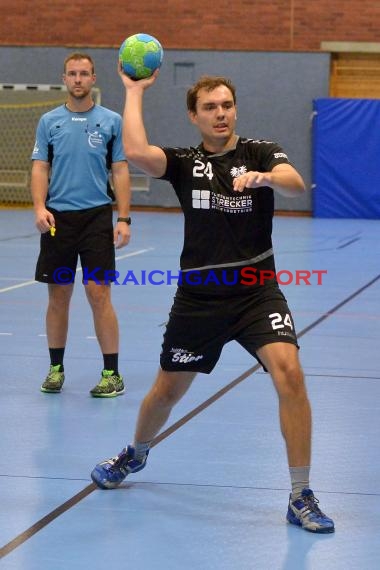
35;204;115;285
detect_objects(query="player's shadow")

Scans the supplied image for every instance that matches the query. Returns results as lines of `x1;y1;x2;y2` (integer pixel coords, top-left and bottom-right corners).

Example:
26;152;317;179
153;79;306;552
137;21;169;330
281;523;335;570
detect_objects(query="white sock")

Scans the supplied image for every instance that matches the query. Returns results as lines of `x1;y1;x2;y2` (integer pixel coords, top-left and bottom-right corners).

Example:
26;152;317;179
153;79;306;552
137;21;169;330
290;466;310;500
133;440;151;461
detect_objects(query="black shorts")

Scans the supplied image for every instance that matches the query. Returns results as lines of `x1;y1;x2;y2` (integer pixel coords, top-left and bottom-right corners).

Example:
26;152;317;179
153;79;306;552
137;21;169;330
160;284;299;373
35;204;115;284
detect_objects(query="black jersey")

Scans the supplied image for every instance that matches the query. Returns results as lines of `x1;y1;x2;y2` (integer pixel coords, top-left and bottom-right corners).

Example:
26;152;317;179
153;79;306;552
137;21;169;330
160;137;292;295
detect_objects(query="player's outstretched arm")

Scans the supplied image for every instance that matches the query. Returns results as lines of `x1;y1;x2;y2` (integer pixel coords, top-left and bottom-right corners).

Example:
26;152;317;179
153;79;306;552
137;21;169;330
233;164;305;197
118;65;167;178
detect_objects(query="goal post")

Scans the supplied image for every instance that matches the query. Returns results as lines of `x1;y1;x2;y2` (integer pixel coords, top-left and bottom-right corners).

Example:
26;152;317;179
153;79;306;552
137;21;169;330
0;84;101;206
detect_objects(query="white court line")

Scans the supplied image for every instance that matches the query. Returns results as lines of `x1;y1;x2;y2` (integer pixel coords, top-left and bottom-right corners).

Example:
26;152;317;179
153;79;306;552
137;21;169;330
0;277;33;281
114;247;155;262
0;279;37;293
0;247;155;294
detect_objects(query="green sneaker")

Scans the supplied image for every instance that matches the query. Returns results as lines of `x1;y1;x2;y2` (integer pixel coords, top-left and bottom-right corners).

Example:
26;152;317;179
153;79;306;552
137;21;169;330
41;365;65;393
90;369;125;398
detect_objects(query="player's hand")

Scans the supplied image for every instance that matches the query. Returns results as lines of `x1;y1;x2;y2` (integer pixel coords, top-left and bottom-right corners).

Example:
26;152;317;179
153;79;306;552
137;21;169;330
118;61;159;90
232;171;271;192
114;221;131;249
35;208;55;233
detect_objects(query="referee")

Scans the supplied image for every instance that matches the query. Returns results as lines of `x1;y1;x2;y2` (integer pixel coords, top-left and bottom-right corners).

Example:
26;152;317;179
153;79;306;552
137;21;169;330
31;52;131;398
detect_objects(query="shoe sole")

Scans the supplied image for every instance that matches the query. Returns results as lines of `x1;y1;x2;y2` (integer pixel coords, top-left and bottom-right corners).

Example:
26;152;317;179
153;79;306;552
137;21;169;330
90;470;122;489
90;388;125;398
40;386;62;393
287;515;335;533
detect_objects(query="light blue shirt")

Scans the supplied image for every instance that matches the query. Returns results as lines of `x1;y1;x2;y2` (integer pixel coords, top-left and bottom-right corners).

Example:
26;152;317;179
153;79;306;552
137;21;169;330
31;104;126;211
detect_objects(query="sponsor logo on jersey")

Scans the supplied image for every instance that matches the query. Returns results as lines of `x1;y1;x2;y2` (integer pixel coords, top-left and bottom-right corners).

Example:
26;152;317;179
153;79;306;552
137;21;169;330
192;189;211;209
211;192;253;213
192;189;253;213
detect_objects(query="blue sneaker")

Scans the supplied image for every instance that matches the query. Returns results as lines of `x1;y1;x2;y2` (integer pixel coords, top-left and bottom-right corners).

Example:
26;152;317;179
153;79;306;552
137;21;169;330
287;488;335;533
91;445;148;489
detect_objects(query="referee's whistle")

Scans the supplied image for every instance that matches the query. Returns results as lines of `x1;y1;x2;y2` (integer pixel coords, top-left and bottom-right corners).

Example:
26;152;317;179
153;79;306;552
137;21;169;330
50;226;56;237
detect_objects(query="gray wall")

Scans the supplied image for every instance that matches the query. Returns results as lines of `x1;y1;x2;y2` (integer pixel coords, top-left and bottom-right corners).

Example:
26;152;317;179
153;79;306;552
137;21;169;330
0;47;330;210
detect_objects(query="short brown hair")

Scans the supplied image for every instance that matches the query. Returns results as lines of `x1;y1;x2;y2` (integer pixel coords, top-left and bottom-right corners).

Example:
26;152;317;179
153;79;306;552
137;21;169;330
186;75;236;113
63;52;95;74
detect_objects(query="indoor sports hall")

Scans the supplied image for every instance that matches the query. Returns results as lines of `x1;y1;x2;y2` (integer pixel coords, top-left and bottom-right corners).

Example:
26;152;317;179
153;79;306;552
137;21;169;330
0;207;379;569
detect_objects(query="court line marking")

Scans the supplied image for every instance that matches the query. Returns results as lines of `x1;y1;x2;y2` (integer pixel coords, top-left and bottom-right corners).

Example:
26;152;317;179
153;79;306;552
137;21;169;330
337;237;361;249
0;248;155;294
1;271;379;559
0;277;34;281
2;473;380;497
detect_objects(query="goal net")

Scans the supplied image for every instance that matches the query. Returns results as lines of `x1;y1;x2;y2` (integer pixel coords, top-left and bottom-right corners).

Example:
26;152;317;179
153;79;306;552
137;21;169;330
0;84;101;206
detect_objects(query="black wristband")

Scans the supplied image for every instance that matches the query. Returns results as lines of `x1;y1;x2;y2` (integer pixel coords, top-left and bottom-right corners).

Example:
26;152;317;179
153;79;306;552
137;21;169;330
117;217;131;225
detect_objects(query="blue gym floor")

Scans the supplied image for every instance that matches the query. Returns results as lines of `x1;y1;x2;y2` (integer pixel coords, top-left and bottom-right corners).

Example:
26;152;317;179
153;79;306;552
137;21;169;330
0;208;379;569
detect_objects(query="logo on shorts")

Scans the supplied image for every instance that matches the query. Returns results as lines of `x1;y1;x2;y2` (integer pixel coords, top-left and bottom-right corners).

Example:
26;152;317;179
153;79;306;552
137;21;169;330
170;347;204;364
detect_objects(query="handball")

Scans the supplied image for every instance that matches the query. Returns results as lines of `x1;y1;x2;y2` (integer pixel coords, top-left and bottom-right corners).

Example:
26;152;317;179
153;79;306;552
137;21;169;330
119;33;164;80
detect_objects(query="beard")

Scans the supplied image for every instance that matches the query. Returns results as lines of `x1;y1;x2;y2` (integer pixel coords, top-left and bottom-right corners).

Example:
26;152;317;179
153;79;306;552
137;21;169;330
67;86;91;99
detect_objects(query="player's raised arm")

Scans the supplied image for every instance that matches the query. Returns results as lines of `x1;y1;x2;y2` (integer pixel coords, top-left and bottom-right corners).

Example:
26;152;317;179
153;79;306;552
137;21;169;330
118;66;167;178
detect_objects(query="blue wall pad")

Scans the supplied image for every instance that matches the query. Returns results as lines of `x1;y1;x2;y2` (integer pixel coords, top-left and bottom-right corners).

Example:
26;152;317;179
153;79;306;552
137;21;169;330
313;98;380;219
